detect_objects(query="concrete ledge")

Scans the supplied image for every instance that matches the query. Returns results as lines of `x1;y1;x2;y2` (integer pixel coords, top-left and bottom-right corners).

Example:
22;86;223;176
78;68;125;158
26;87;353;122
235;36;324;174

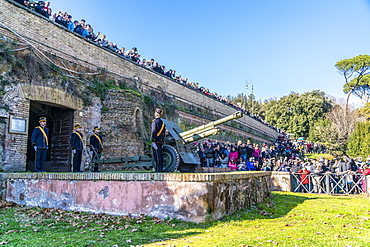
1;172;271;223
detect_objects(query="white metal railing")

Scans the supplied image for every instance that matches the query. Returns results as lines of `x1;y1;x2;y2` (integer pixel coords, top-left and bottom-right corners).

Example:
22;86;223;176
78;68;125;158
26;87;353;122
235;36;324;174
290;172;368;195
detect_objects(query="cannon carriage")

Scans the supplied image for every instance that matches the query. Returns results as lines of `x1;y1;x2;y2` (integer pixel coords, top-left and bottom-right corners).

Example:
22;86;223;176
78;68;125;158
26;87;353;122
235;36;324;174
90;111;243;172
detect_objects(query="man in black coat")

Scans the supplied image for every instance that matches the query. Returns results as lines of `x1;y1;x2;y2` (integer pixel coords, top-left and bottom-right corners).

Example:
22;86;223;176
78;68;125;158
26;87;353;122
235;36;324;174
71;124;84;172
246;140;254;160
152;108;166;172
89;126;103;172
238;142;248;161
31;117;49;172
204;142;215;167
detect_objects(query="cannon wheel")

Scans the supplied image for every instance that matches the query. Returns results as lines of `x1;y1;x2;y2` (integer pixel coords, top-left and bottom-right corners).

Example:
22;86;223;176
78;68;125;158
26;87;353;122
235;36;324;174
162;145;180;172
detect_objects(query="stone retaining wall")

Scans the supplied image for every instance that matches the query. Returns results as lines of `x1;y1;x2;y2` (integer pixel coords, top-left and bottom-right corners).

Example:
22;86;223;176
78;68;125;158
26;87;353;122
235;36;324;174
0;172;270;223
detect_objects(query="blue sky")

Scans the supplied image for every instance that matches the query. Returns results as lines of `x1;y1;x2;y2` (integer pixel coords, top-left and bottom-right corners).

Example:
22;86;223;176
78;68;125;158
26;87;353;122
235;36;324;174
50;0;370;106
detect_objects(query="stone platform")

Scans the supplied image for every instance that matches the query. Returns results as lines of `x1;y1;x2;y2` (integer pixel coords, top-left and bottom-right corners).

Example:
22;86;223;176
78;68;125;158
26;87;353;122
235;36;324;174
0;172;271;223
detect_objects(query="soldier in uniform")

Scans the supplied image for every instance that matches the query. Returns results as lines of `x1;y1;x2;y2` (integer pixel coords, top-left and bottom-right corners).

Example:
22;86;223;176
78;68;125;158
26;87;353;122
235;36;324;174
152;108;166;172
89;126;103;172
31;117;49;172
70;123;84;172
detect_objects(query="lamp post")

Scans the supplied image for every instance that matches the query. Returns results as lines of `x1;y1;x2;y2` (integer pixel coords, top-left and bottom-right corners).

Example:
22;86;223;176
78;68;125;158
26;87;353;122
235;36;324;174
245;79;254;115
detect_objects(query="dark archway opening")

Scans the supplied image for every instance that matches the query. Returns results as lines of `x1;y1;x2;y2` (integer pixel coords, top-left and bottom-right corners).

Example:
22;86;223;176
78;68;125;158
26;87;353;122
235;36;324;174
27;101;74;172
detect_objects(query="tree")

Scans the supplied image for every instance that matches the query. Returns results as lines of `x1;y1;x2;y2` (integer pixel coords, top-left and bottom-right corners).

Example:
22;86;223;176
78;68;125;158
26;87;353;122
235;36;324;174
261;90;333;138
347;121;370;158
357;102;370;119
343;74;370;104
335;55;370;109
309;118;335;143
347;103;370;157
226;93;262;115
308;97;360;155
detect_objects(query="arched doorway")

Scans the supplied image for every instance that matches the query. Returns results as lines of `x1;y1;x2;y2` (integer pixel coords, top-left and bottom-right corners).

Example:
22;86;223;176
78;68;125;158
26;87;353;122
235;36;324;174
27;101;74;172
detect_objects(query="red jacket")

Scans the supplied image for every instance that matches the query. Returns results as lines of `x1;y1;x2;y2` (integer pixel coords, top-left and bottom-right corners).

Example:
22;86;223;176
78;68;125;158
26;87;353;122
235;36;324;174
298;169;310;184
360;168;370;176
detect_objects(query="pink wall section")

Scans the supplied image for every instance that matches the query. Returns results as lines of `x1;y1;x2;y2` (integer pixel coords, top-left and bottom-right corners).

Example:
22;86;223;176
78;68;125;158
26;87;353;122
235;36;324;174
4;172;271;223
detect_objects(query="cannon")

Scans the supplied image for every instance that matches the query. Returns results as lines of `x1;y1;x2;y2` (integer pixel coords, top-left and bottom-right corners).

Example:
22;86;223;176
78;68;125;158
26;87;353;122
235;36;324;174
93;111;243;172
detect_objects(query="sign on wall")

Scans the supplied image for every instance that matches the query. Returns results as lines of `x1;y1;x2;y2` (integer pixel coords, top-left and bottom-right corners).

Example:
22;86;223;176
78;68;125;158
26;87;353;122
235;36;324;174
9;115;28;134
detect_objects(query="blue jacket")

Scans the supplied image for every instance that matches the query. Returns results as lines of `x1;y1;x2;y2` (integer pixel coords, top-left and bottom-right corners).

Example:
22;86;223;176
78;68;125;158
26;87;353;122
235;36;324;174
247;161;257;171
71;131;84;151
151;118;165;144
31;126;49;148
67;21;74;31
82;29;90;38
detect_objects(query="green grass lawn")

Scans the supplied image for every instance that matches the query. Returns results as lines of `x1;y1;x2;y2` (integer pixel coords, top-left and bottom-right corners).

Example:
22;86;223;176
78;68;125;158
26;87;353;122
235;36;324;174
1;192;370;246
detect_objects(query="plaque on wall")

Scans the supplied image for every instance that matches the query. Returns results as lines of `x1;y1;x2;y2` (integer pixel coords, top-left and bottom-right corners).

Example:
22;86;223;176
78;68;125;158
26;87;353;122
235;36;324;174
9;115;28;134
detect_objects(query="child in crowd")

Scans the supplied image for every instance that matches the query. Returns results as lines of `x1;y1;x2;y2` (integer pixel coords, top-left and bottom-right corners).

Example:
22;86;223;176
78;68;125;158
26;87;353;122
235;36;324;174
219;153;229;168
247;157;257;171
228;146;238;171
237;157;247;171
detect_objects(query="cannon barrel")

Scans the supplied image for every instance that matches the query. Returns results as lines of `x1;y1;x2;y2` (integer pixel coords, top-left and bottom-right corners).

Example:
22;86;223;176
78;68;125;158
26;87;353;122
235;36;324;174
181;128;220;144
179;111;243;144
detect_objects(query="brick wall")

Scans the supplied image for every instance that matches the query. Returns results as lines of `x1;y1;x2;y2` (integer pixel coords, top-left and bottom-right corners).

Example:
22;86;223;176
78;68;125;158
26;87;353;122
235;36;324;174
3;89;29;171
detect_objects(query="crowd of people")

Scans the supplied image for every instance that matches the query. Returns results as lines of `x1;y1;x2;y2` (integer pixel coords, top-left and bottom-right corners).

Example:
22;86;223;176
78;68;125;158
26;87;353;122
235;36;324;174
13;0;284;134
195;136;328;170
195;135;368;194
195;136;292;171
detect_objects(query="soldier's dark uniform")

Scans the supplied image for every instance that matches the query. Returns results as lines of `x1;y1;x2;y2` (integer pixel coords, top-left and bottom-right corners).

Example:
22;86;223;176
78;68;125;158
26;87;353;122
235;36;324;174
31;117;49;172
89;126;103;172
71;124;84;172
152;108;166;172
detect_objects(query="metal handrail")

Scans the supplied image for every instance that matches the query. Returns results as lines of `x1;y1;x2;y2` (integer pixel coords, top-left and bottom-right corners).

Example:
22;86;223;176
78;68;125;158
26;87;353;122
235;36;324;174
290;172;367;195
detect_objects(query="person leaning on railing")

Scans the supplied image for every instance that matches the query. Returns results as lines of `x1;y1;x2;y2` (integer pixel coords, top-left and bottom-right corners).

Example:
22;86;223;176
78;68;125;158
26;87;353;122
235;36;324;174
338;155;357;193
290;160;302;192
359;163;370;192
311;160;324;193
298;165;310;193
323;159;338;193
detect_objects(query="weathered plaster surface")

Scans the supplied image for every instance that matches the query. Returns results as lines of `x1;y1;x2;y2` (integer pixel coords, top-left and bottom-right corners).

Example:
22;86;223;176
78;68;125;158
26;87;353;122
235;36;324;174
270;172;291;191
2;172;271;223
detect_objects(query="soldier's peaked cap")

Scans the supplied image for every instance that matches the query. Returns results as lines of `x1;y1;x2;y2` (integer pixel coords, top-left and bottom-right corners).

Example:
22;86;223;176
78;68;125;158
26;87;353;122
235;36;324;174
155;108;164;115
39;117;47;122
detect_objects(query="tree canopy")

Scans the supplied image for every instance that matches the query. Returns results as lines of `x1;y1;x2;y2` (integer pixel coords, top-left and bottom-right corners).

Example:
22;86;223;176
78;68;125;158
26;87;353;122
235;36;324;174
347;121;370;157
336;55;370;107
260;90;333;138
343;74;370;104
226;93;263;115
